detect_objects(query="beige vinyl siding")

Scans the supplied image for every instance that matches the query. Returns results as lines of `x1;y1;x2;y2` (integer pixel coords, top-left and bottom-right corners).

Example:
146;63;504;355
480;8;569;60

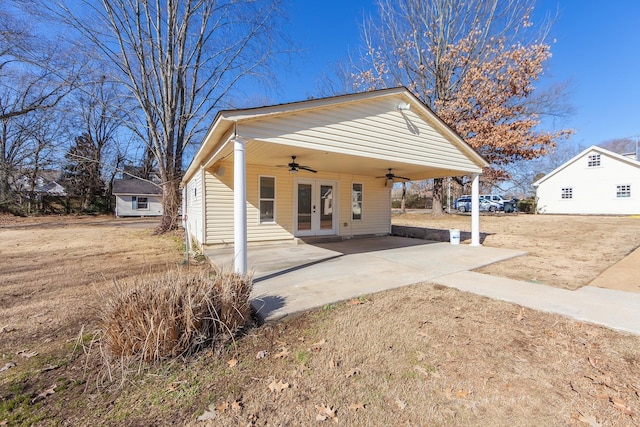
238;95;478;173
203;163;391;244
204;167;235;244
185;168;204;244
247;166;295;242
204;163;294;245
339;176;391;236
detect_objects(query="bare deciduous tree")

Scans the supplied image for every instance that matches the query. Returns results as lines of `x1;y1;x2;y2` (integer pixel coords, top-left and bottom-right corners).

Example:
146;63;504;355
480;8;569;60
354;0;573;216
53;0;284;231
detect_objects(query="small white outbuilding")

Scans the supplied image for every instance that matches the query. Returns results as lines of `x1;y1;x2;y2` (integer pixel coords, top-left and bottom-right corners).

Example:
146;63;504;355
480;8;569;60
112;179;163;217
533;145;640;215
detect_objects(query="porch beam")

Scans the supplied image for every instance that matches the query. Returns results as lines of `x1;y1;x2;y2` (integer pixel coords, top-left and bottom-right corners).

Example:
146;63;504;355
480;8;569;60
233;137;248;275
470;173;481;246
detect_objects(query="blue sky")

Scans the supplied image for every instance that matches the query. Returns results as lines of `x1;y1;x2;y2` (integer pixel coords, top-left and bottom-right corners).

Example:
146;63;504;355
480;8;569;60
270;0;640;150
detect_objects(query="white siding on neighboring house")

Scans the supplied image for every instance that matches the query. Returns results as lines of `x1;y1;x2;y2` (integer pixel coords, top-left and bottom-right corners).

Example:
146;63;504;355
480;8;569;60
535;146;640;215
115;195;163;217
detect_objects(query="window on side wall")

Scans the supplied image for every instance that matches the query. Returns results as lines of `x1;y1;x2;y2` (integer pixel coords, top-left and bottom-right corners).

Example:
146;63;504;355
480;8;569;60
561;187;573;199
133;196;149;210
587;154;601;167
616;184;631;198
259;176;275;223
352;183;363;220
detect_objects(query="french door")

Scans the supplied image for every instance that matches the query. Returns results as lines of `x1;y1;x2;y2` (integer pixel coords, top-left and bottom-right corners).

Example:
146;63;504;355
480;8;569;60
295;179;337;236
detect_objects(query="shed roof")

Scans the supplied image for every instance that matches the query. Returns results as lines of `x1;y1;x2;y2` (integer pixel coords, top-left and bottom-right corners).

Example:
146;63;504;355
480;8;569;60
112;179;162;195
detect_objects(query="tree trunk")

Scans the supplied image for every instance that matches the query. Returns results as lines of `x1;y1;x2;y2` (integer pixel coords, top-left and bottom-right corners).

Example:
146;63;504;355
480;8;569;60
158;178;181;233
431;178;445;217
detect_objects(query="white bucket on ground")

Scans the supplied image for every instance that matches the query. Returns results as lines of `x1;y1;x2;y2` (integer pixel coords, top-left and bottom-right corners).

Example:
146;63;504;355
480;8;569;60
449;229;460;245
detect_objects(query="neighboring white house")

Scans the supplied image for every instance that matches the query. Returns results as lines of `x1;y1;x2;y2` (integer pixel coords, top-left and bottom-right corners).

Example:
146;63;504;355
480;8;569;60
112;179;163;217
181;87;489;274
533;145;640;215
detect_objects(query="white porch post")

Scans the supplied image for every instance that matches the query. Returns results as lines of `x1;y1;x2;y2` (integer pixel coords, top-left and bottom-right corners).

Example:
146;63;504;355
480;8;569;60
470;173;481;246
233;137;247;275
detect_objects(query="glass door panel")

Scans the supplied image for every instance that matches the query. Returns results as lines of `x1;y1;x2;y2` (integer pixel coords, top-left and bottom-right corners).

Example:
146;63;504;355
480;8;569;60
297;183;312;231
319;185;334;231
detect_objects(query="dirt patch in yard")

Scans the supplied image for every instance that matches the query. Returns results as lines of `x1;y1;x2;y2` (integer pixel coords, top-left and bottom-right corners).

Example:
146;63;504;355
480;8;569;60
1;214;640;426
393;212;640;291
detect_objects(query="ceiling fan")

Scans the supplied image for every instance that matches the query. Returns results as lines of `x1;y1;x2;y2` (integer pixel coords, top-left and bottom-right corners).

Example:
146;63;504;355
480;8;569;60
376;168;411;186
279;155;317;174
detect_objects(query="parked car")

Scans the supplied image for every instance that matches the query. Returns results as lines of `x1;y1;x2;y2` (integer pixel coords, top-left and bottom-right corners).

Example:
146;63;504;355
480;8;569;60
455;197;501;212
453;196;471;210
480;194;509;207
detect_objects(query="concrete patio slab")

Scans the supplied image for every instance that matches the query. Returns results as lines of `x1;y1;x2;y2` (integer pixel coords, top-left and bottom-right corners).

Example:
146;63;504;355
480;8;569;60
432;271;640;336
205;236;526;321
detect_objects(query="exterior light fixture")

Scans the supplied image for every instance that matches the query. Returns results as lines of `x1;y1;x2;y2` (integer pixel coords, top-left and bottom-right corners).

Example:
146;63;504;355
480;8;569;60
397;102;411;111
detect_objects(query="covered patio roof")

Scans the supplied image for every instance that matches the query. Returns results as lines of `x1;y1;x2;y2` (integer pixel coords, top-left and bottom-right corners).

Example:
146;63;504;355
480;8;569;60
182;87;487;184
182;87;489;274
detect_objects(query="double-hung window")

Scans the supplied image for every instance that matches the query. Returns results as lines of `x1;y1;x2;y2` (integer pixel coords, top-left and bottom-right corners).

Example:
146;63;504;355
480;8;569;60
561;188;573;199
132;196;149;210
587;154;601;167
259;176;275;223
616;184;631;198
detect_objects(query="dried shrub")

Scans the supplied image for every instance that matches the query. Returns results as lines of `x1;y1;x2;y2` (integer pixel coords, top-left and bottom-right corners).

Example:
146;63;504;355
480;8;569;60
98;267;252;362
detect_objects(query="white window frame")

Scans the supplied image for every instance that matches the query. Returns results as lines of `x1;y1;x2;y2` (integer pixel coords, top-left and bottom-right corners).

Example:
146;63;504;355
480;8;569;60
132;196;149;210
561;187;573;199
259;175;276;224
616;184;631;198
352;182;363;221
587;153;601;167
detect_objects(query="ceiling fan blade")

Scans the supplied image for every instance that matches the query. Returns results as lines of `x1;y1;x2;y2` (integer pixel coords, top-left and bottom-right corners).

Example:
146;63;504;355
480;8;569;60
299;165;317;173
396;176;411;181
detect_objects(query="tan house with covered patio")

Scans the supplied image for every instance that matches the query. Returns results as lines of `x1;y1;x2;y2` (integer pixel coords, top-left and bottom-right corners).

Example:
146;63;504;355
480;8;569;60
181;87;488;274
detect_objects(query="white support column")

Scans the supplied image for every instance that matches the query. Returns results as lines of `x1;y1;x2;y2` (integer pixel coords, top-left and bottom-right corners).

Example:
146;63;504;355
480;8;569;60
233;137;247;275
470;173;481;246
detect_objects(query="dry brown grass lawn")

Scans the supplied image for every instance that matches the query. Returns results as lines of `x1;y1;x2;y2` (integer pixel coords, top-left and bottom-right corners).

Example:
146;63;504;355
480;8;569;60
393;212;640;290
1;213;640;426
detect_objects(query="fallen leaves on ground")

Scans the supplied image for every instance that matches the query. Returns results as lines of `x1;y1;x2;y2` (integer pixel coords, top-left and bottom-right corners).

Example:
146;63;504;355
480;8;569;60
31;384;56;404
273;347;290;359
610;396;634;416
0;325;15;334
348;402;365;412
395;398;407;410
572;412;602;427
227;357;238;368
196;404;217;422
17;349;38;359
0;362;16;373
345;368;360;378
315;404;337;422
231;399;243;412
309;339;326;352
268;379;289;393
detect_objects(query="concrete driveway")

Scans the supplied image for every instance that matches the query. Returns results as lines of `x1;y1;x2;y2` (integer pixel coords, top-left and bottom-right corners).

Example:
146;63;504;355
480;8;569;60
205;236;526;322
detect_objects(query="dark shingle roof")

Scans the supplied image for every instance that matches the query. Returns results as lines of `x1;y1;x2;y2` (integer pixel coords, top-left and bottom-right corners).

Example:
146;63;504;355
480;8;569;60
112;179;162;195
